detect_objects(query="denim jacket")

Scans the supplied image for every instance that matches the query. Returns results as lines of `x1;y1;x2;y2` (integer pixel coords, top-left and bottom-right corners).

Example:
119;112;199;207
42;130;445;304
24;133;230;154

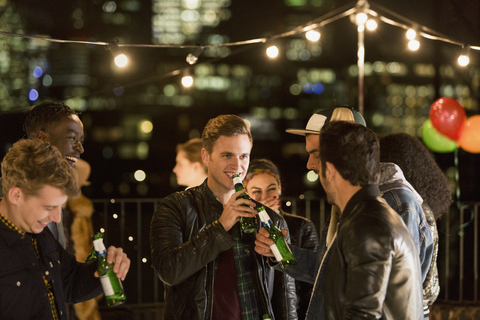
379;162;434;283
284;163;433;320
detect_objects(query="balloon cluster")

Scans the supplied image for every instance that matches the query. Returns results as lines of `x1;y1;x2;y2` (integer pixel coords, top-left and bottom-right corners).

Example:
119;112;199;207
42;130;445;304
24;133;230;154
422;97;480;153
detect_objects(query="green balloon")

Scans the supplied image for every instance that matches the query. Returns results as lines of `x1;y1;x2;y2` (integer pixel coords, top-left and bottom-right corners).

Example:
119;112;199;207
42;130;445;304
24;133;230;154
422;119;457;153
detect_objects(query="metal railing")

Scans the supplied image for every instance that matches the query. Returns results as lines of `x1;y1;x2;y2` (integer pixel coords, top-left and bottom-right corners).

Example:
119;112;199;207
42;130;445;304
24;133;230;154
89;197;479;318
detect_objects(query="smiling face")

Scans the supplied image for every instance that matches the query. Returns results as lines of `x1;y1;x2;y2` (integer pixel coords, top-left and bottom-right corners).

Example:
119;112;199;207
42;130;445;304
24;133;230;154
9;185;67;234
202;134;251;199
41;114;84;168
246;173;281;203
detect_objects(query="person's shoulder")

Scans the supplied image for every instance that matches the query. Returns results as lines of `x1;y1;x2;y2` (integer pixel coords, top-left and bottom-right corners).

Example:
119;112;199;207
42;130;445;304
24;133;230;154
282;211;312;223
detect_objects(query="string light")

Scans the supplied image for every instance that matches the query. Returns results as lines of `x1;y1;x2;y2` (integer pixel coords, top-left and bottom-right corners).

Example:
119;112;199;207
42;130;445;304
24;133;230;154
366;18;378;31
266;45;279;58
181;75;194;87
406;28;420;51
406;28;417;40
458;45;470;67
106;41;128;67
408;39;420;51
305;30;321;42
356;12;368;25
0;0;478;92
186;46;205;65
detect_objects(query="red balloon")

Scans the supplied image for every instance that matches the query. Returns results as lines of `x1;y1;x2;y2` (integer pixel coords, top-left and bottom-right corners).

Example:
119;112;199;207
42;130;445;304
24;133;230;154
429;97;466;141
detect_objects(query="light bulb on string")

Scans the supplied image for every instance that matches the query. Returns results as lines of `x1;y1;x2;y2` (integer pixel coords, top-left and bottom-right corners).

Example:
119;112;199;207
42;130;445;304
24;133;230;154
305;30;321;42
366;18;378;31
106;41;128;68
266;45;279;58
458;45;470;67
408;39;420;51
115;54;128;67
406;28;420;51
356;12;368;25
406;28;417;40
186;46;205;65
181;69;194;88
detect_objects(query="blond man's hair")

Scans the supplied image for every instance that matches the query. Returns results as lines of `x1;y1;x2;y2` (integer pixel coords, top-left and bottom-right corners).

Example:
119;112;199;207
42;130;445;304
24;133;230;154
1;139;80;199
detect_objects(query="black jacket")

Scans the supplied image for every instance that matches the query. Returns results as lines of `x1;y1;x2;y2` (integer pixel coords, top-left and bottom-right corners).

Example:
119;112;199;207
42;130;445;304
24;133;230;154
0;223;102;320
150;180;297;320
324;185;424;319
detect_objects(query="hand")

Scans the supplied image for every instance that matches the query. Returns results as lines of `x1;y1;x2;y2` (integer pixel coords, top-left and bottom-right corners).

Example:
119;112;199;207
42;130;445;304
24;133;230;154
254;227;289;257
94;246;130;281
261;196;281;214
218;189;258;232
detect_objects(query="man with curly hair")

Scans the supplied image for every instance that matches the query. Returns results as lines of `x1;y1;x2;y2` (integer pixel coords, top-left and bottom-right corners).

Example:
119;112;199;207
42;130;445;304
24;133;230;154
379;132;453;317
0;139;130;320
1;101;85;249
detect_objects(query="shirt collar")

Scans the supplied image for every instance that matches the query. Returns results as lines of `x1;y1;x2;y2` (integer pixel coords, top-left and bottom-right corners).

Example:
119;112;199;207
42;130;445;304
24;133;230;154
0;212;28;246
341;184;381;221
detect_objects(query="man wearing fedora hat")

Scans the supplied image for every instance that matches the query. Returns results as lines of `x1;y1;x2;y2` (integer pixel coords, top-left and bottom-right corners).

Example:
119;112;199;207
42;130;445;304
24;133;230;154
275;106;432;319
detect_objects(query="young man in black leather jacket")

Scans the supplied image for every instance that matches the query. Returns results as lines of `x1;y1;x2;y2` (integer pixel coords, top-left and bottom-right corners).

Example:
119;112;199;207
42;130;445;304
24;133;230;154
151;114;297;320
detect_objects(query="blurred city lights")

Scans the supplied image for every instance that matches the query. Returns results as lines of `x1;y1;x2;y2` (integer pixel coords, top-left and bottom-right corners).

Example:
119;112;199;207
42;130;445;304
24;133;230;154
28;89;39;101
134;170;146;182
140;120;153;133
42;75;53;86
33;66;42;78
306;170;318;182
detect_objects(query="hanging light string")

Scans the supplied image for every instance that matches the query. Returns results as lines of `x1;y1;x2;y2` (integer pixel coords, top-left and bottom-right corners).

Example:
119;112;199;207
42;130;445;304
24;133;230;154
0;1;478;54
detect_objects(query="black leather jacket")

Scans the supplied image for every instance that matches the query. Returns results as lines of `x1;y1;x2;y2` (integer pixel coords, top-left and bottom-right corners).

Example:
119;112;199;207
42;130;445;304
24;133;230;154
150;181;297;320
324;185;424;320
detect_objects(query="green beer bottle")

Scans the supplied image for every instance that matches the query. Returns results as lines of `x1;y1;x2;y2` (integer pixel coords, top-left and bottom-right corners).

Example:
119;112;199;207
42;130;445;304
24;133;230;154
232;173;257;233
92;232;127;307
262;314;272;320
256;206;297;270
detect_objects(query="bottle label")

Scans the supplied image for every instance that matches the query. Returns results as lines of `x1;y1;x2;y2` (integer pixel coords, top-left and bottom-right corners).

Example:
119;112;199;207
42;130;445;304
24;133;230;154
270;244;283;262
258;210;273;227
100;275;115;296
93;239;106;256
232;176;242;185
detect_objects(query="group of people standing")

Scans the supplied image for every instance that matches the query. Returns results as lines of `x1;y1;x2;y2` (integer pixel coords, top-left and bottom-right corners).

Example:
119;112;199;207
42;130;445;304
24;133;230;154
0;101;451;320
167;106;452;320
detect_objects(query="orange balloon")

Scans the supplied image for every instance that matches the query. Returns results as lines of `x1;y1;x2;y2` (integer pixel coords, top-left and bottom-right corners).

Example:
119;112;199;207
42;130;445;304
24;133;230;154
457;115;480;153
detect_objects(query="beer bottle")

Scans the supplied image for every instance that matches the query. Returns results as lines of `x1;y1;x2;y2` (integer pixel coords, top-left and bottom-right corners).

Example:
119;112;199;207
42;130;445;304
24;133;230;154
256;206;297;269
262;314;272;320
232;173;257;233
92;232;127;306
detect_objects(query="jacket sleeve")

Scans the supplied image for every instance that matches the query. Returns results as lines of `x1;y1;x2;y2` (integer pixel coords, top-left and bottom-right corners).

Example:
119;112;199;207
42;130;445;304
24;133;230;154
58;240;103;304
150;193;234;286
299;219;319;253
